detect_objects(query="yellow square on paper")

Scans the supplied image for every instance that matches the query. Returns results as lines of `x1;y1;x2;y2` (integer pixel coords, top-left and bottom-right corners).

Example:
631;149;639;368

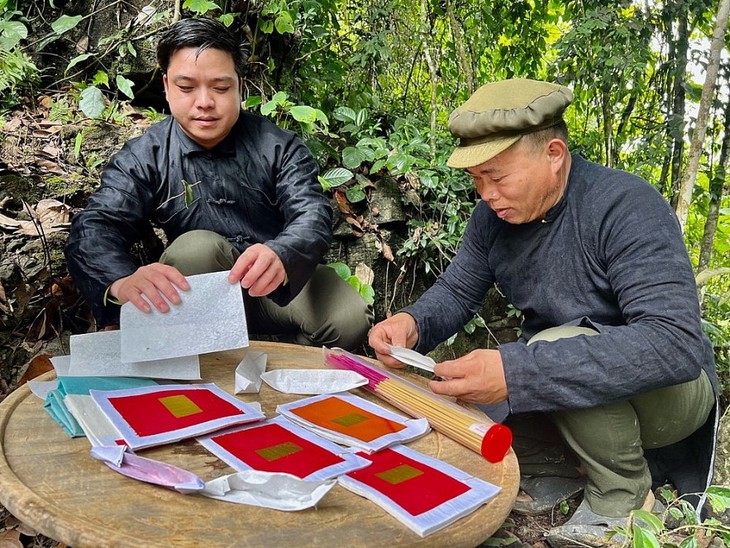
376;464;424;485
256;442;303;461
331;412;369;427
159;395;203;418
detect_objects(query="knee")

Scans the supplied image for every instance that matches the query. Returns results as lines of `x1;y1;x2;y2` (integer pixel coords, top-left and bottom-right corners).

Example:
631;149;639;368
160;230;237;275
299;298;373;351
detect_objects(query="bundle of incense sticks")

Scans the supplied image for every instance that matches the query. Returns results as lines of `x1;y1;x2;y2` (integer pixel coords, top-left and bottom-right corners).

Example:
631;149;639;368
323;347;512;463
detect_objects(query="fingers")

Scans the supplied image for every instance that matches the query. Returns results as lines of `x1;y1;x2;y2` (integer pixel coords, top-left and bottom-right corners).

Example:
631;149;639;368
229;244;286;297
111;264;189;313
368;313;419;369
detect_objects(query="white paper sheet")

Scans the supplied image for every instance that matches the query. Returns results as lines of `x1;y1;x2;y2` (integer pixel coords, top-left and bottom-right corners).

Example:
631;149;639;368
68;330;200;380
261;369;368;395
200;470;336;510
388;346;436;374
64;394;125;447
120;271;248;363
28;379;57;400
235;350;267;394
50;354;71;375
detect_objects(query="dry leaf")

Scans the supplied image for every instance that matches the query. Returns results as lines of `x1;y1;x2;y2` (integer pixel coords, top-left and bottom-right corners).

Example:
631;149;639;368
354;263;374;286
17;353;55;385
0;279;10;315
380;240;395;262
0;528;23;548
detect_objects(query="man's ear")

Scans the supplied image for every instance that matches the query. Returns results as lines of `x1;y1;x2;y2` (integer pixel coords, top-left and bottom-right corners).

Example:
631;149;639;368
546;138;568;171
162;74;169;96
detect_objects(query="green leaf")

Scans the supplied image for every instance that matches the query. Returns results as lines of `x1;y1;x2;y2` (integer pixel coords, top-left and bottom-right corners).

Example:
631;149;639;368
259;19;274;33
345;186;367;203
244;95;262;109
218;13;235;26
115;75;135;99
342;147;368;169
182;0;220;14
51;15;83;35
79;86;105;119
630;525;660;548
359;283;375;305
346;275;361;292
355;108;368;127
274;11;294;34
126;41;137;58
632;510;663;535
707;486;730;513
679;537;699;548
92;70;109;87
0;20;28;50
334;106;357;123
65;53;94;75
290;105;316;123
73;132;83;159
320;168;353;188
260;99;280;116
327;262;351;280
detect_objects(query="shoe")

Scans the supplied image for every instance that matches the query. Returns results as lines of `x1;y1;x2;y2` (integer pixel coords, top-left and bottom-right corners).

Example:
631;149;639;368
512;475;586;516
546;491;665;547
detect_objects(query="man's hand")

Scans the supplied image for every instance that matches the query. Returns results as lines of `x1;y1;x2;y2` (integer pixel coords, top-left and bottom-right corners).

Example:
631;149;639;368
429;349;508;404
228;243;286;297
368;312;420;369
109;263;190;313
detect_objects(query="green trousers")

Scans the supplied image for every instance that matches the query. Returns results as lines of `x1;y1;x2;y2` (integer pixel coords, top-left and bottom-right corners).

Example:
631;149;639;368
511;325;715;517
159;230;373;352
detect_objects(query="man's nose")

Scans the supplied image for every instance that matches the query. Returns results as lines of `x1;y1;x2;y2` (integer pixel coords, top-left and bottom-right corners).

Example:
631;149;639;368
477;181;499;202
194;89;215;109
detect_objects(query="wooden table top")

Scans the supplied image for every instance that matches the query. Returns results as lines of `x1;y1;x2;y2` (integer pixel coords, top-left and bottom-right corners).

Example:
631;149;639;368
0;341;519;547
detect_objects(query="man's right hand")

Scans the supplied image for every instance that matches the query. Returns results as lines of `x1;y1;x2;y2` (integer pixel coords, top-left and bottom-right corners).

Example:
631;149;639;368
109;263;190;313
368;312;420;369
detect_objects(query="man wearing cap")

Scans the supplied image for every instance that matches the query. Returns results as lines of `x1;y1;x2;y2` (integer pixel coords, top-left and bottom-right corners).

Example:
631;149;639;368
369;79;718;545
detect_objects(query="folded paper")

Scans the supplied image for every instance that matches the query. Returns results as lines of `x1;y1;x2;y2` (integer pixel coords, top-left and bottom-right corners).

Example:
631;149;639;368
261;369;368;395
90;446;206;494
120;271;248;363
90;383;265;450
277;393;429;453
198;415;371;481
200;470;336;511
339;444;500;537
234;350;267;394
388;346;437;374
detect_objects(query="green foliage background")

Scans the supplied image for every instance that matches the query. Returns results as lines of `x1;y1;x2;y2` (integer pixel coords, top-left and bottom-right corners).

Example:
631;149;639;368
1;0;729;399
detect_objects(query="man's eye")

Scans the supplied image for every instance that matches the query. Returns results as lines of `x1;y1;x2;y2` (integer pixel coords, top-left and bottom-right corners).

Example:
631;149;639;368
178;86;193;93
214;87;231;93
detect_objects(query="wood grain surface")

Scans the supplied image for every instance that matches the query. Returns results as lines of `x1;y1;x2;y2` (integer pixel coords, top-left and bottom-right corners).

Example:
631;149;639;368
0;341;518;547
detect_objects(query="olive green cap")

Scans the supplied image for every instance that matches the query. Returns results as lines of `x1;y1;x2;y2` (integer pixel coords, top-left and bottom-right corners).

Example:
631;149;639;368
447;79;573;168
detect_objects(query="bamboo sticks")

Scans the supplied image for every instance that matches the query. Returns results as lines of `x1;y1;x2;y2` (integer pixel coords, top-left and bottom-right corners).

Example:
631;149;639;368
323;348;512;463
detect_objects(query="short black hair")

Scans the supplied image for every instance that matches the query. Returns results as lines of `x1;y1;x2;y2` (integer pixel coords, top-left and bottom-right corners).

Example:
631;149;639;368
157;18;247;79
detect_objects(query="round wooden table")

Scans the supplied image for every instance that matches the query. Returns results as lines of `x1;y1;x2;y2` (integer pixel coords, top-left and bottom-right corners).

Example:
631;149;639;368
0;342;519;547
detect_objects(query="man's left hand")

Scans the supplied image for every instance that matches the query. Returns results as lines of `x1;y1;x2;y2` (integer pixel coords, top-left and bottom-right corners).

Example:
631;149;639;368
429;349;508;404
228;244;286;297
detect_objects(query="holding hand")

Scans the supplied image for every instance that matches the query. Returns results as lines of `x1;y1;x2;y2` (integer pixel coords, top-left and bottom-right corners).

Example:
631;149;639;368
110;263;190;313
368;312;420;368
429;349;508;404
228;243;286;297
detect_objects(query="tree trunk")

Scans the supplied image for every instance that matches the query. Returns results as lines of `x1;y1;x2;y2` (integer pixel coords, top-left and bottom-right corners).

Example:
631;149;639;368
446;0;475;96
675;0;730;231
601;86;614;167
420;0;439;165
698;79;730;274
669;13;688;209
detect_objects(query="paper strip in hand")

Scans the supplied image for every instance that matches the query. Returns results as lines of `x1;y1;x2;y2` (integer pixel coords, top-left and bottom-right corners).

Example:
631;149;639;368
388;346;436;374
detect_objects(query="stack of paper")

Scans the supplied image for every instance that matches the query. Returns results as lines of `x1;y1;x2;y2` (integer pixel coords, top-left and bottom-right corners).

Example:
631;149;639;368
276;393;430;453
339;444;501;537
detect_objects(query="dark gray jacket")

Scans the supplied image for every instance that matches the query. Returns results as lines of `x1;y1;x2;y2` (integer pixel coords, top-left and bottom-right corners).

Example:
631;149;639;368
65;111;332;326
404;155;718;413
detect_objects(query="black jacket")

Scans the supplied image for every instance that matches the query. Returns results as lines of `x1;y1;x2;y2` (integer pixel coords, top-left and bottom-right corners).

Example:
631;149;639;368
65;111;332;326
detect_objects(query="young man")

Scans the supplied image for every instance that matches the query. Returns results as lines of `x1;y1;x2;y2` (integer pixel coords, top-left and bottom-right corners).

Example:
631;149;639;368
66;17;372;351
369;79;718;546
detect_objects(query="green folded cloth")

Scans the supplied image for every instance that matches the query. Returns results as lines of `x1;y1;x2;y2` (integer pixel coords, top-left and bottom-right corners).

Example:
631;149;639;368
44;376;159;438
